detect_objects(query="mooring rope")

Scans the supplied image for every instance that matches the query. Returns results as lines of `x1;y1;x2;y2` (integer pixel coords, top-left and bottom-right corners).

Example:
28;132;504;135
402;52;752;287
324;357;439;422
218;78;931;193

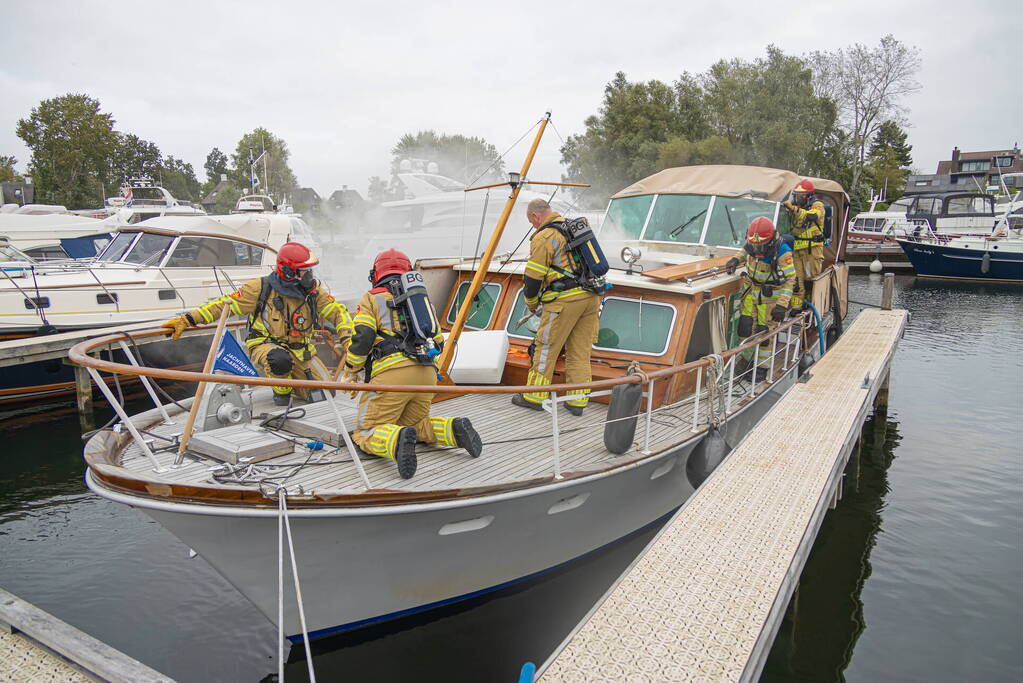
277;489;317;682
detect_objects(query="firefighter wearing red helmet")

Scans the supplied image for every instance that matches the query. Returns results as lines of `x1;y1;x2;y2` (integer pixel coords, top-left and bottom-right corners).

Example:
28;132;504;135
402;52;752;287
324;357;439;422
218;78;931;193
341;248;482;479
725;217;796;378
783;178;826;310
160;242;352;405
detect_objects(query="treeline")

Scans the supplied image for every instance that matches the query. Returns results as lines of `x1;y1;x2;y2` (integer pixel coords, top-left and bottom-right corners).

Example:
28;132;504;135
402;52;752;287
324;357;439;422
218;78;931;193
563;35;921;209
7;93;299;212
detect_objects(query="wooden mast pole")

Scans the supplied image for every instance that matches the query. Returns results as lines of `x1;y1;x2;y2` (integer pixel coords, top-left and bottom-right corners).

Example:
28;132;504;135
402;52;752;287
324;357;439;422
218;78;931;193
437;111;551;375
178;306;232;454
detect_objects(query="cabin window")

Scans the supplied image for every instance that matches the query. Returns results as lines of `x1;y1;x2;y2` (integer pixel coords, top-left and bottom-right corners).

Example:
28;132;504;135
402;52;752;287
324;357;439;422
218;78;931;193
166;236;257;267
706;197;774;248
685;298;726;362
23;245;68;261
127;212;161;224
446;281;502;330
97;232;137;262
945;196;992;215
506;290;676;355
122;233;174;265
602;195;654;239
595;297;676;355
642;194;710;243
232;242;262;266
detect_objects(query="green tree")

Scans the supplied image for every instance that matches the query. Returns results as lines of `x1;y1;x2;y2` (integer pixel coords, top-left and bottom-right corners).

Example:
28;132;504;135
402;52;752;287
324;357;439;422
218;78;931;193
868;120;912;168
562;49;838;206
110;133;162;187
367;176;389;204
807;35;921;200
16;93;119;208
160;156;201;201
0;155;22;182
389;131;504;184
230;128;298;198
203;147;229;186
561;72;680;205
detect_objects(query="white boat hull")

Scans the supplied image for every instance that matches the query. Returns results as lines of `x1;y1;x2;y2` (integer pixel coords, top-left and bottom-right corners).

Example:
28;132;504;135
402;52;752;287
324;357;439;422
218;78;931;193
88;366;796;639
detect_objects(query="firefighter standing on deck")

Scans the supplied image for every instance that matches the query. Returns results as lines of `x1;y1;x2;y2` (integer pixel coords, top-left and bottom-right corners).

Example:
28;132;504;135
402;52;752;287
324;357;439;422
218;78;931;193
783;178;825;311
512;198;601;416
725;217;796;376
343;249;482;480
160;242;352;406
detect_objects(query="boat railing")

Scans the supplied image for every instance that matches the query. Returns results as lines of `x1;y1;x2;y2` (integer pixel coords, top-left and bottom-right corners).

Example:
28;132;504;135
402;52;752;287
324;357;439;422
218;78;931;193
70;313;808;491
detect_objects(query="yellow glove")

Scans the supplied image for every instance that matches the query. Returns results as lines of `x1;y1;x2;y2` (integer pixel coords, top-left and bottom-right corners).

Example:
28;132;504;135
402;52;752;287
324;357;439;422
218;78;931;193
160;316;191;340
340;371;359;399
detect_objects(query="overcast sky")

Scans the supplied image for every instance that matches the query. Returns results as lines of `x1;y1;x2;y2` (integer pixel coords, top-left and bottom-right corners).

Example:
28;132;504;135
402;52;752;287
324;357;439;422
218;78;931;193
1;0;1019;199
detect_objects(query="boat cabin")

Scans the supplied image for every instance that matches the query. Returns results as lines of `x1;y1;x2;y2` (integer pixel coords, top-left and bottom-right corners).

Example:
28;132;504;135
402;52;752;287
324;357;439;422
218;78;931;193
905;192;997;235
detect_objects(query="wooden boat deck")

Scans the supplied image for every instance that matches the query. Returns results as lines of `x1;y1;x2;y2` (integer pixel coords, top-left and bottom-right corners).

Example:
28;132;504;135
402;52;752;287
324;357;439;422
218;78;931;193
115;376;756;494
539;308;909;682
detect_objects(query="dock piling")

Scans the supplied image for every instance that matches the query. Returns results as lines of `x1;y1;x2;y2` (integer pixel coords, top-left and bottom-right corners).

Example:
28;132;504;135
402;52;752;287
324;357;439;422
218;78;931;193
881;272;895;309
74;363;95;432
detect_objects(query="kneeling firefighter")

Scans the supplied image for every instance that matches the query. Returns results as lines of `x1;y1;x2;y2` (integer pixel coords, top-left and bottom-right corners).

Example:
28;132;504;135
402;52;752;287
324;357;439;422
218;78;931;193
343;249;482;480
725;217;796;376
160;242;353;406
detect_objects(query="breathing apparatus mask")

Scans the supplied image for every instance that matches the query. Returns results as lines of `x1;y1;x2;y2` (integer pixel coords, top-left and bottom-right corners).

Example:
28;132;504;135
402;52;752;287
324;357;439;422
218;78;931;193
744;236;778;259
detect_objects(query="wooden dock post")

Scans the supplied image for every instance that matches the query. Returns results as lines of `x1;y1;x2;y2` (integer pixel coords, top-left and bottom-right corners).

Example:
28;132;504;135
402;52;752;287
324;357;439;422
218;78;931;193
74;363;95;432
881;272;895;310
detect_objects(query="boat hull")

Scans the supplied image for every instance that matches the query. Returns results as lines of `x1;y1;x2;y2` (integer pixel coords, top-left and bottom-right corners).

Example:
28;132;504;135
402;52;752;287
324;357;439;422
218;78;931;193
896;239;1023;282
88;365;797;639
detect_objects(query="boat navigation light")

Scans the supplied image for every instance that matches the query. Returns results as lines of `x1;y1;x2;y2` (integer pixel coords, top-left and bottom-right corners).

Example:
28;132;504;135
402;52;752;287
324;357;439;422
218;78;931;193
621;246;642;274
508;171;521;189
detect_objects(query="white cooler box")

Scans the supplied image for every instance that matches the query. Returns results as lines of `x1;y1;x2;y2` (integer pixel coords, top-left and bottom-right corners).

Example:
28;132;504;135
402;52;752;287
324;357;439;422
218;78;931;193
442;330;510;384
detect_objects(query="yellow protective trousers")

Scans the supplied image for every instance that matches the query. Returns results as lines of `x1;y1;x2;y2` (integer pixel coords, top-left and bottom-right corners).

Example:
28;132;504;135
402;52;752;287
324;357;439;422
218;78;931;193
790;244;824;310
352;363;459;459
739;288;780;369
249;342;319;400
523;294;601;407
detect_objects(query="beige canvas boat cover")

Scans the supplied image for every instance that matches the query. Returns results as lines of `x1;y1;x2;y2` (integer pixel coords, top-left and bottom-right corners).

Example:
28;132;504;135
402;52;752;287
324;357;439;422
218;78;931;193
120;214;277;243
611;165;846;200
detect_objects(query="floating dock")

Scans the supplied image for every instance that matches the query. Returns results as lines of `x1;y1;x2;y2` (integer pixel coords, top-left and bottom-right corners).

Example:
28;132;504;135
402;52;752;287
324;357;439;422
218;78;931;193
540;307;908;682
0;587;174;682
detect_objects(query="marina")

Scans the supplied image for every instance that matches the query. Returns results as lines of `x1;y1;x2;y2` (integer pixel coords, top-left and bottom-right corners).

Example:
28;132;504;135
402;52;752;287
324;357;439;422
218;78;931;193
2;8;1020;681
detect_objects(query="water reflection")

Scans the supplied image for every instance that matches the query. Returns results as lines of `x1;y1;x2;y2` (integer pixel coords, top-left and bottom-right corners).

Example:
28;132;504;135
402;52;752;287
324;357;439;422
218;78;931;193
761;409;901;682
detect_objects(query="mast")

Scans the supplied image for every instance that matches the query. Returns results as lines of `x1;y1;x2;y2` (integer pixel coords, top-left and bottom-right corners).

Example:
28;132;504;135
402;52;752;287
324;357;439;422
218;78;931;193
436;112;551;375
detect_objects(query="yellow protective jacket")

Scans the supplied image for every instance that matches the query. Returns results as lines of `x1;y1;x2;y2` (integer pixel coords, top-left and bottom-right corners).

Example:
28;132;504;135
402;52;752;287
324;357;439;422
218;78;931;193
187;276;352;361
345;285;445;378
786;200;825;250
743;248;796;309
523;213;594;307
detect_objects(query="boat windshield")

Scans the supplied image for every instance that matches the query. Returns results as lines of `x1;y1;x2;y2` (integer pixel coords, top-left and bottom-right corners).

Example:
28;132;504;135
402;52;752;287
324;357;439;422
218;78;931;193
96;232;137;262
122;233;175;265
0;243;32;263
603;193;775;248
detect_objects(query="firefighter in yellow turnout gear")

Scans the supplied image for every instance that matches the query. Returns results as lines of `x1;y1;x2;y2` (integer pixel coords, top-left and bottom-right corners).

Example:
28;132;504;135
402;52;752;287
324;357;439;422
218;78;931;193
160;243;352;406
343;249;482;480
783;178;825;311
726;217;796;377
512;198;601;416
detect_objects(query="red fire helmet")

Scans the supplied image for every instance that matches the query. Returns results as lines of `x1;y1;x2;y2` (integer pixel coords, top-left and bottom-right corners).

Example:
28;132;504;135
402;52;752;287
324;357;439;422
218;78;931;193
372;248;412;284
793;179;815;195
276;242;319;281
746;216;777;244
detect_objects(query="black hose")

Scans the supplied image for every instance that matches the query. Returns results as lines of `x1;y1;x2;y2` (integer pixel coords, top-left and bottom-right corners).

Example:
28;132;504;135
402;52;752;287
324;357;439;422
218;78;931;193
847;298;883;309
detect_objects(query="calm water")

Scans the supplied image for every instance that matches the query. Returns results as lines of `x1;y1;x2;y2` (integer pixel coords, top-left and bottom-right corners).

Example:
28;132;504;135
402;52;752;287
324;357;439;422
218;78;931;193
0;273;1020;682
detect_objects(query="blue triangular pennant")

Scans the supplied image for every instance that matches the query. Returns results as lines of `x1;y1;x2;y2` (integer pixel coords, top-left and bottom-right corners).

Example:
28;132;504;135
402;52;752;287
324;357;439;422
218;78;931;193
213;332;259;377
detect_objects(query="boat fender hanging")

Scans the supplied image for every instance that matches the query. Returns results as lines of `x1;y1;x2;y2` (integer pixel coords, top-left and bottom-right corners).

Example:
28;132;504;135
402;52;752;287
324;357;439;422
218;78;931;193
603;374;644;455
686;425;732;488
981;251;991;274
